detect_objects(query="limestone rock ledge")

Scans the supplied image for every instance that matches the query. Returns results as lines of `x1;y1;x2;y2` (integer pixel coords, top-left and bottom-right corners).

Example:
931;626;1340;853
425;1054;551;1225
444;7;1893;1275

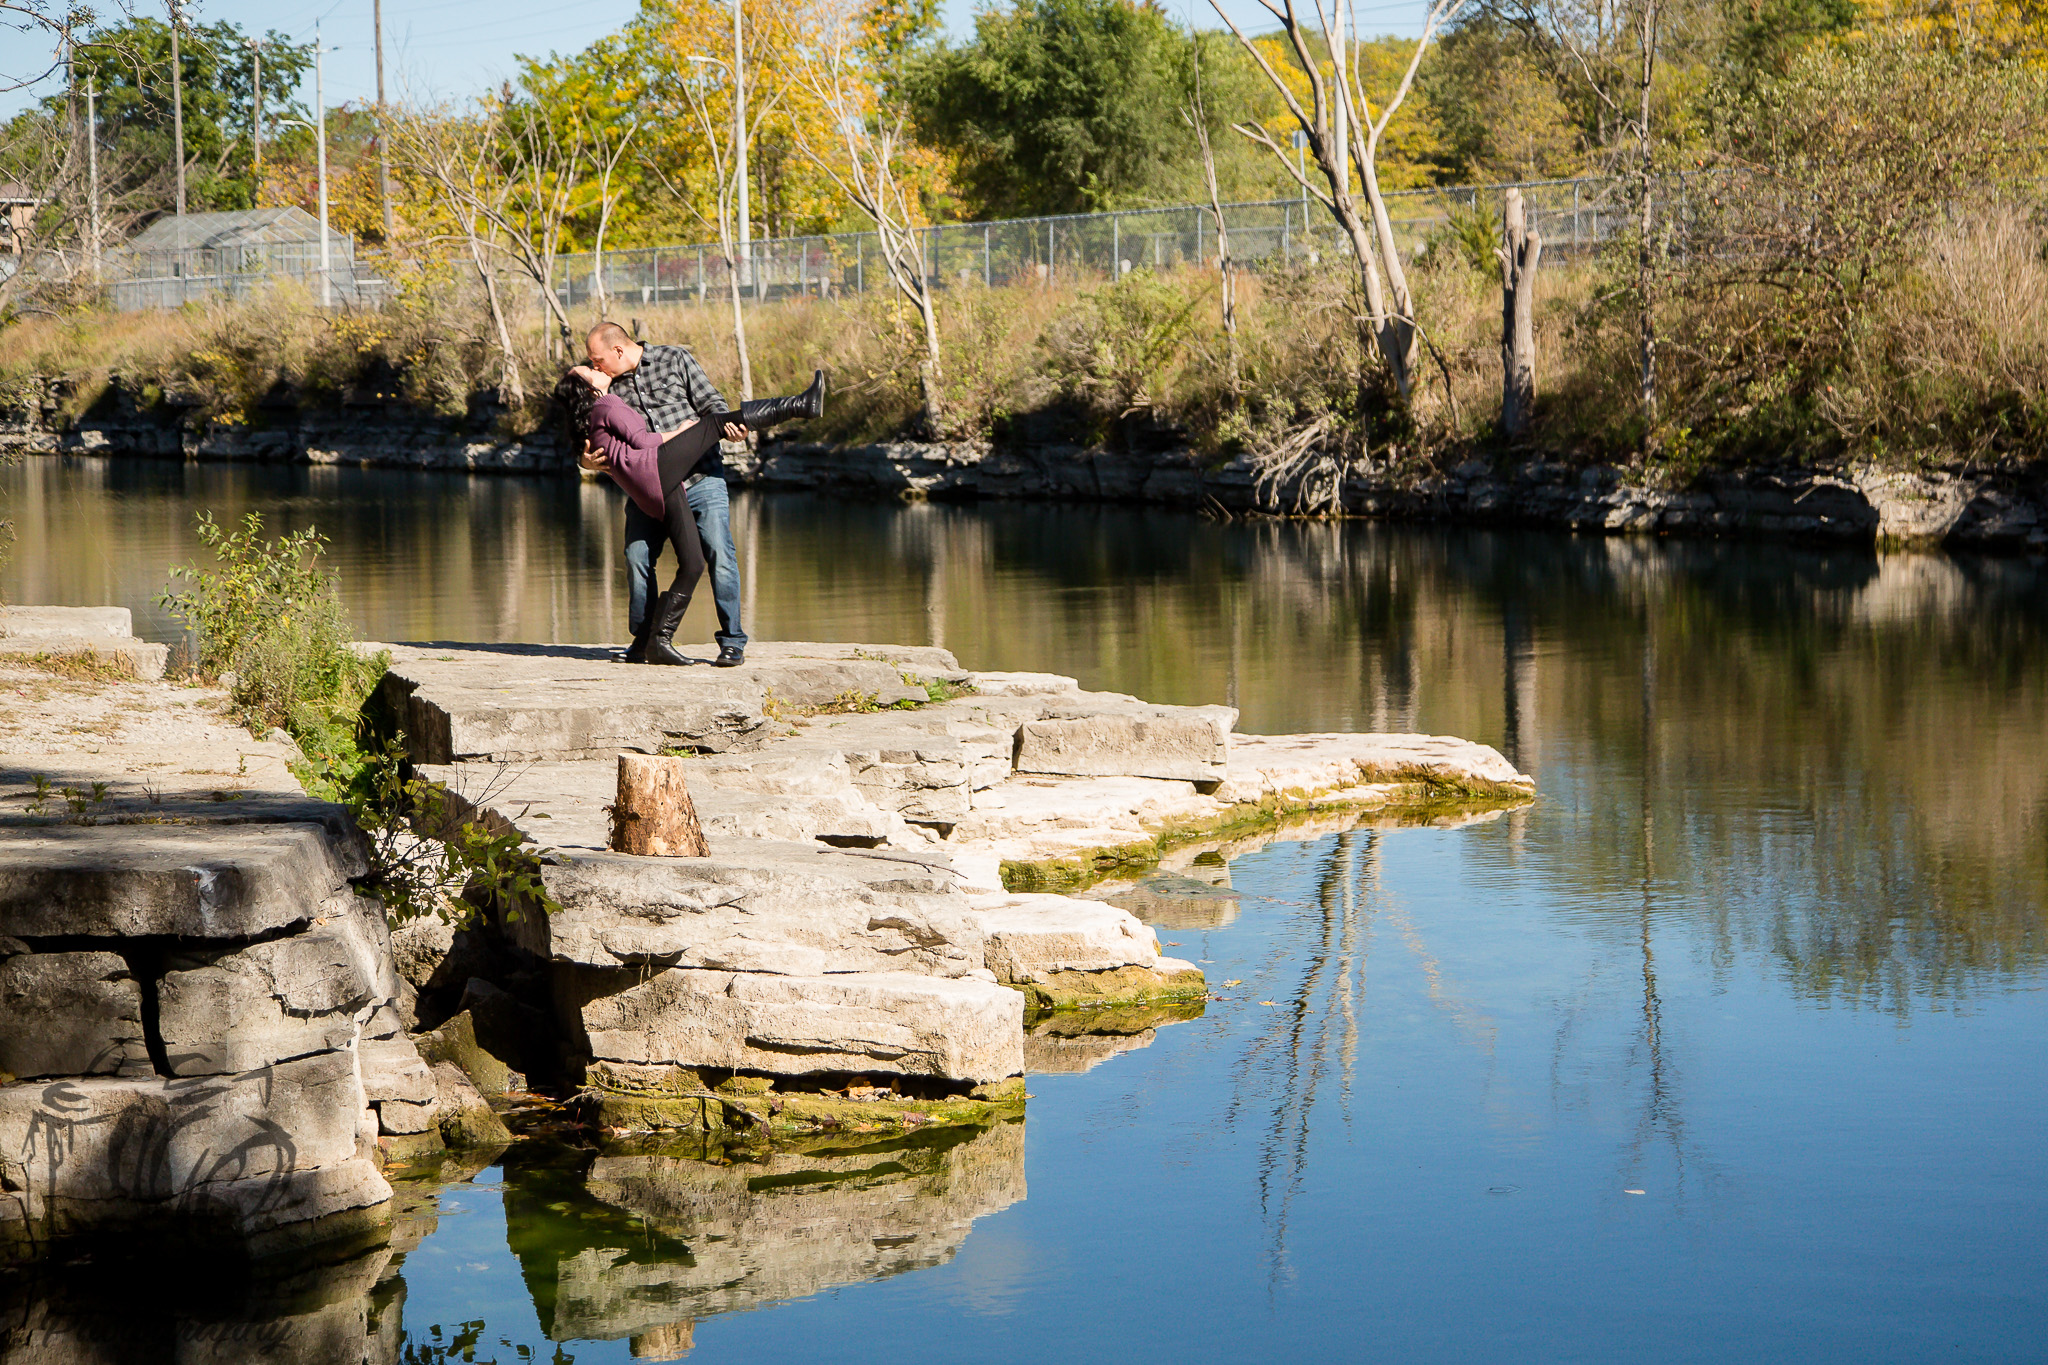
0;727;426;1258
0;1050;392;1259
565;967;1025;1086
0;605;167;680
975;891;1208;1010
374;639;1531;1130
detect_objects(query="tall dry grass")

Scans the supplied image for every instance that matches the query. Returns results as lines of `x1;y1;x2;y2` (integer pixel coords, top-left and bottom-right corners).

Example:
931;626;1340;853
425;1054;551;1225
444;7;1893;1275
7;207;2046;472
1882;205;2048;459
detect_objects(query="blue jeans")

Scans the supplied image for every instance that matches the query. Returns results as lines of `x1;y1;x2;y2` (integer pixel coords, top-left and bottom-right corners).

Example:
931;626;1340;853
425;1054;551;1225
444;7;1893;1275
625;476;747;650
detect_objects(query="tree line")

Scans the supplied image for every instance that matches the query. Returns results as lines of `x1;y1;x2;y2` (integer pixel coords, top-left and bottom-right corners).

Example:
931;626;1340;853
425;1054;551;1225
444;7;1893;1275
3;0;2046;468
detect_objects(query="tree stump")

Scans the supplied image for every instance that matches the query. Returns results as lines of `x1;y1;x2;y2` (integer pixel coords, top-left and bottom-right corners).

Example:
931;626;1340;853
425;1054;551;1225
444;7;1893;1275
609;754;709;857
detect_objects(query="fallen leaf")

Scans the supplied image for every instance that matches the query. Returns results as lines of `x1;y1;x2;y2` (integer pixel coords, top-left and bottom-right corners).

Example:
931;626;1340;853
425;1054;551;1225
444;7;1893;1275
1260;1000;1278;1006
1224;979;1243;987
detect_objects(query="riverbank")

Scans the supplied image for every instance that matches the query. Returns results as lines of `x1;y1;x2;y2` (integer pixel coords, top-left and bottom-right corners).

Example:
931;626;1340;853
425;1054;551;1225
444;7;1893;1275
728;439;2048;553
0;609;1532;1263
5;374;2042;552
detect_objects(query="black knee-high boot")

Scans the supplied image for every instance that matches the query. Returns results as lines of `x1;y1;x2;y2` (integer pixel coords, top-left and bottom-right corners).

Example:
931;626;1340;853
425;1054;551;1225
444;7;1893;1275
739;370;826;431
639;585;694;666
627;464;708;666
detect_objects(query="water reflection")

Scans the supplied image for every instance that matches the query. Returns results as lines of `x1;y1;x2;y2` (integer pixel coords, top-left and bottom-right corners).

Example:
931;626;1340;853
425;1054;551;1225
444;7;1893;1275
0;1238;404;1364
9;457;2041;1017
7;458;2048;1355
503;1122;1024;1354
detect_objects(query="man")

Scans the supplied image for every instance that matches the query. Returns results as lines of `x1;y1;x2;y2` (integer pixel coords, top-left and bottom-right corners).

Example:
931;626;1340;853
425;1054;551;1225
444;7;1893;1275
583;322;750;667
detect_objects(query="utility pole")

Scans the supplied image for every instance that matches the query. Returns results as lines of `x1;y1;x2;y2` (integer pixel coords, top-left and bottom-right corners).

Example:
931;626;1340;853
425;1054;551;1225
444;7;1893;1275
249;38;263;170
63;29;77;158
374;0;393;241
315;21;331;306
169;0;187;219
87;75;101;282
734;0;749;288
1293;129;1308;214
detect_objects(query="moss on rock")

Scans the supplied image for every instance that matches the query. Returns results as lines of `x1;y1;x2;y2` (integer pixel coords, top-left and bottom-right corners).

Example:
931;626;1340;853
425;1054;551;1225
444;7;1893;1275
1001;782;1534;895
1005;961;1208;1012
584;1065;1027;1142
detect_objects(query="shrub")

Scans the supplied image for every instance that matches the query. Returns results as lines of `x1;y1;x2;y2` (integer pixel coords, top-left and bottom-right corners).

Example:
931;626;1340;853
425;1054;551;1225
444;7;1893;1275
157;510;558;927
1040;269;1207;417
158;511;386;744
340;736;561;928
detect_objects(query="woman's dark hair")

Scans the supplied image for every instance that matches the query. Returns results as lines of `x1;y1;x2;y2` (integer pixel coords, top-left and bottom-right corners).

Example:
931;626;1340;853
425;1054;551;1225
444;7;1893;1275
553;371;600;452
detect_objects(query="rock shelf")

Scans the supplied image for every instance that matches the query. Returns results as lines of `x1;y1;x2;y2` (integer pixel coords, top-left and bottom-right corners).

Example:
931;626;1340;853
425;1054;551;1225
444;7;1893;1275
373;639;1533;1131
0;628;1530;1262
0;657;457;1260
0;606;167;680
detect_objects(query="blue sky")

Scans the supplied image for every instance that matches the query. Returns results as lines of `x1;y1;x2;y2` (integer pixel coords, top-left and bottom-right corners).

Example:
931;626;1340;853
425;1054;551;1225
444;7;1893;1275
5;0;1431;119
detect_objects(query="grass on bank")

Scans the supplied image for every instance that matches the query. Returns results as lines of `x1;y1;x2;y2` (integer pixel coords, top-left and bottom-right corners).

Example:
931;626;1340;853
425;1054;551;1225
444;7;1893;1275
6;202;2047;482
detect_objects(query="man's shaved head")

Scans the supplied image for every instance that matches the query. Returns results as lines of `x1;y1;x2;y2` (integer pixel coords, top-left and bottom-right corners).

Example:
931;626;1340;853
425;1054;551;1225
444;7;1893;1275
585;321;639;377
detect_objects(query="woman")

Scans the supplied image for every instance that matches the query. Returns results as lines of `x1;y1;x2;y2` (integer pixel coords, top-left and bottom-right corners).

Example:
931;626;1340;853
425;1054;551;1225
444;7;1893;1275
558;365;825;665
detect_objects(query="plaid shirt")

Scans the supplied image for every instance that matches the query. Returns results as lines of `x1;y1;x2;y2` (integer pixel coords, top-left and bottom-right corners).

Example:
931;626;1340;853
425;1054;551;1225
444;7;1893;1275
613;343;728;432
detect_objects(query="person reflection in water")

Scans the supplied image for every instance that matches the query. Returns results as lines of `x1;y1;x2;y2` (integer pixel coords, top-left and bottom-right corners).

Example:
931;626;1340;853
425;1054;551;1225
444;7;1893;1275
569;321;826;667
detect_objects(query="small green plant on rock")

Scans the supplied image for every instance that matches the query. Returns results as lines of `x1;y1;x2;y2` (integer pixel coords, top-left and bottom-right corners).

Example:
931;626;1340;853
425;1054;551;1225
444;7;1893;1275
159;509;555;928
340;735;562;928
159;512;387;757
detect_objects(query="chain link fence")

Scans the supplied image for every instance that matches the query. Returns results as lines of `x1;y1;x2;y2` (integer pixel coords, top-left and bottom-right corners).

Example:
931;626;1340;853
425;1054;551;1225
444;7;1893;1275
103;207;393;311
554;177;1625;311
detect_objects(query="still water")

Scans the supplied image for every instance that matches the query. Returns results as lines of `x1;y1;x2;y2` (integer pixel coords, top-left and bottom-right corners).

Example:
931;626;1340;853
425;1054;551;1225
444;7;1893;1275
4;456;2047;1362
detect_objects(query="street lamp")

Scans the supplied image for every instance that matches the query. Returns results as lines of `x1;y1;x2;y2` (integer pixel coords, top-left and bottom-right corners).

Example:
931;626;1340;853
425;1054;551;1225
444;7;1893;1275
279;23;339;307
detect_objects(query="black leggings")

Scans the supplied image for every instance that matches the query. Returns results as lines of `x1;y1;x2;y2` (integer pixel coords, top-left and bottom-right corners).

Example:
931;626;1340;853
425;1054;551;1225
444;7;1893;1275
647;415;735;601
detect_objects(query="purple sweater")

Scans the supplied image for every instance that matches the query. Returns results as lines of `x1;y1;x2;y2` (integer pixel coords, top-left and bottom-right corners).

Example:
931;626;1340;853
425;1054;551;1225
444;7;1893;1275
588;393;665;517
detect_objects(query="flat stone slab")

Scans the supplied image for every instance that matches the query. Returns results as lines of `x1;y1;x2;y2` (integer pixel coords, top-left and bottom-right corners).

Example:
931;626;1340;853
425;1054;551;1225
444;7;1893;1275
0;948;152;1080
967;671;1080;696
360;1037;437;1106
422;757;909;852
371;641;951;764
973;892;1166;978
157;908;389;1076
0;823;366;939
1217;732;1534;802
518;844;985;978
0;748;360;831
0;636;169;680
0;661;349;832
1013;701;1238;783
956;773;1216;843
570;967;1024;1084
0;606;137;639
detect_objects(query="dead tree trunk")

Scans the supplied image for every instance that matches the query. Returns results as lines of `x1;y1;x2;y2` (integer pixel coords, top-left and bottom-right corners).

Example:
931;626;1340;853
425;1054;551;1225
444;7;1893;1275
609;754;709;857
1636;0;1660;441
1497;187;1542;438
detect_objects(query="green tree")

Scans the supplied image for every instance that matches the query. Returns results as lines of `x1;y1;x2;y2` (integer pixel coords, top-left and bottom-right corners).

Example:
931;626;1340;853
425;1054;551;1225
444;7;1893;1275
906;0;1220;216
1717;0;1857;90
64;15;313;214
1424;18;1583;181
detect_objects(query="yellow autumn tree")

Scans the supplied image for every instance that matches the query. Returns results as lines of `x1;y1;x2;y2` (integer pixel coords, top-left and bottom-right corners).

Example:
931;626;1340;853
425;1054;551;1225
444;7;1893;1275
1858;0;2048;61
1249;32;1452;191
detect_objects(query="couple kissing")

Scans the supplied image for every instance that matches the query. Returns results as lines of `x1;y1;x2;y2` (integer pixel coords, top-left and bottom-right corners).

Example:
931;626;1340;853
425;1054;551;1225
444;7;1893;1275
556;322;824;667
